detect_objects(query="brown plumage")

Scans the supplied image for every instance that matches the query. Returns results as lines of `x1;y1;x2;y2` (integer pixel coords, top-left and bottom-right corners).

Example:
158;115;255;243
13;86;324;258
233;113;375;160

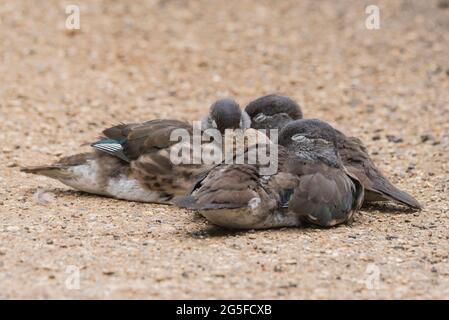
176;146;303;229
21;119;208;203
245;94;303;130
285;160;363;227
335;130;421;209
21;98;255;203
245;94;421;210
177;120;364;229
104;120;192;159
102;119;208;197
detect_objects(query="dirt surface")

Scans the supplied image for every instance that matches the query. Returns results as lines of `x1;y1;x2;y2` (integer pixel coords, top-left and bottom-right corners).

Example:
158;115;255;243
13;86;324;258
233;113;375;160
1;0;448;299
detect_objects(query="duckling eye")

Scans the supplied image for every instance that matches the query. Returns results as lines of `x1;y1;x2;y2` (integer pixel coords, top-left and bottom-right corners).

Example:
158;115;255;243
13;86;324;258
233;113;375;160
291;133;306;142
254;113;267;123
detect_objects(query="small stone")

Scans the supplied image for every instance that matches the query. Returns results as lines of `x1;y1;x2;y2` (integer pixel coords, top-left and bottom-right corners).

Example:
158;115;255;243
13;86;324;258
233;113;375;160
274;265;283;272
365;105;375;113
6;226;20;232
213;273;226;278
33;188;55;204
386;135;403;143
46;239;54;245
420;134;435;143
432;140;441;146
102;270;115;276
279;282;297;289
372;135;381;141
438;0;449;9
146;93;157;101
421;133;440;146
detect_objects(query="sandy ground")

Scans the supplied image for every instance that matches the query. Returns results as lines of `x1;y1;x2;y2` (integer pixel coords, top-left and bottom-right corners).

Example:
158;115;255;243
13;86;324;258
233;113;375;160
0;0;448;299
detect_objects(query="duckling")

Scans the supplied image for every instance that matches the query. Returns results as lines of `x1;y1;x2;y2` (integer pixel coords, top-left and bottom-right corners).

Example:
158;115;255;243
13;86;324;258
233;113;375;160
245;94;302;130
176;119;364;229
244;94;421;210
21;98;250;204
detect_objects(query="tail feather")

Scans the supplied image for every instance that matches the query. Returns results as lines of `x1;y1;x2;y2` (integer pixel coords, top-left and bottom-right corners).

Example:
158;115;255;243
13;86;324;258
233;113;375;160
20;153;102;194
20;165;73;180
371;178;422;210
21;153;93;179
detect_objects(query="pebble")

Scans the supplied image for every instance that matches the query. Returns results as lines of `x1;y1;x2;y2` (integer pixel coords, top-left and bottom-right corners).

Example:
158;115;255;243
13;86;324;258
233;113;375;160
438;0;449;9
386;135;404;143
33;189;55;204
274;265;283;272
6;226;20;232
420;134;435;143
102;270;115;276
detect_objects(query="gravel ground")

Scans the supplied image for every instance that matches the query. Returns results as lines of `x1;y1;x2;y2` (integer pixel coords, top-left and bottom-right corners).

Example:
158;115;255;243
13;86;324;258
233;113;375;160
0;0;448;299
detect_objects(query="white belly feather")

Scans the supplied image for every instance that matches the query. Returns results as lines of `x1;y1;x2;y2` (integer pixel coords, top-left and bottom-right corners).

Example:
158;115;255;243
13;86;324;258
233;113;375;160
61;159;164;203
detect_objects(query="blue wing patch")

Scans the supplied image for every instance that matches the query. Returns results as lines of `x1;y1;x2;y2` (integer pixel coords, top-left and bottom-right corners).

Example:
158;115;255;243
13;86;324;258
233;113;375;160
91;139;130;162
